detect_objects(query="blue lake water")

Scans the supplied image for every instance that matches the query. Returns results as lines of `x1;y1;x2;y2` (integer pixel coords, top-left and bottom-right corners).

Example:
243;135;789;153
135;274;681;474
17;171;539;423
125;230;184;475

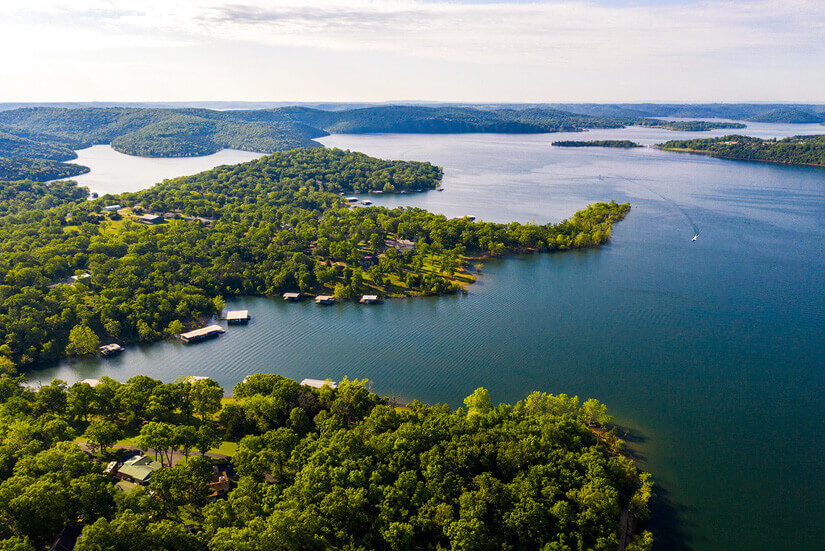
32;123;825;550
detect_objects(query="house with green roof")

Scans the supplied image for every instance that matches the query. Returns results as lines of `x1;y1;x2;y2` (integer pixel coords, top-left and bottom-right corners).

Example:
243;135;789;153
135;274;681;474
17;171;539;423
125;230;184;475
118;455;161;485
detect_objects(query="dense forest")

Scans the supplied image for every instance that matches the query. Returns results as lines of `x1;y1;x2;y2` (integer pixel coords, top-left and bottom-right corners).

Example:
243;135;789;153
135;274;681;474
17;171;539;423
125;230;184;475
0;158;89;182
657;134;825;166
0;373;653;551
0;147;629;372
0;105;745;160
553;140;641;148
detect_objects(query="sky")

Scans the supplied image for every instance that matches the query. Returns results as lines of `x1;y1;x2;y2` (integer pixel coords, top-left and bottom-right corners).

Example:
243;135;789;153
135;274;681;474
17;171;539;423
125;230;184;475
2;0;824;103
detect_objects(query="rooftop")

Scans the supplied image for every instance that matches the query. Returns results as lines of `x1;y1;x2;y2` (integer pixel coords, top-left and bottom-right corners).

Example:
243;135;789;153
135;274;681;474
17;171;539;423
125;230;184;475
226;310;249;321
301;378;338;390
180;325;225;340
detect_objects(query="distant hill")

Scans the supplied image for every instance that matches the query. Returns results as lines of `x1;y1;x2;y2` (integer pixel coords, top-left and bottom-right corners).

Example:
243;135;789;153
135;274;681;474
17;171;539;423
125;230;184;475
746;108;824;124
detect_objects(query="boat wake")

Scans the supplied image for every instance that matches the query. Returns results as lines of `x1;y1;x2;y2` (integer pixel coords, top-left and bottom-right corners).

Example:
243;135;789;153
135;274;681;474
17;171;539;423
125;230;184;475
600;174;700;240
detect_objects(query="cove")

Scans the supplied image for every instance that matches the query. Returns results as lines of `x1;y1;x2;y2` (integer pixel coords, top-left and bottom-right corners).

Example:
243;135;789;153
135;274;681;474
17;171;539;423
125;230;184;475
32;122;825;551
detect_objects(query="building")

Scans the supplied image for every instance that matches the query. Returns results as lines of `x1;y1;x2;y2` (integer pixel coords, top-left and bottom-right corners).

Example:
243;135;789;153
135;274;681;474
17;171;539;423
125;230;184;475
118;455;161;485
99;343;125;357
315;295;335;305
300;378;338;390
360;295;381;304
102;204;120;211
179;324;225;343
209;465;232;500
283;292;301;301
69;272;91;284
139;214;163;224
225;310;250;324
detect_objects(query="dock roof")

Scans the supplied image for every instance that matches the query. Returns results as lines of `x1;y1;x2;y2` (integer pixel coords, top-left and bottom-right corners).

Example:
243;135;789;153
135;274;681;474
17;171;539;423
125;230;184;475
226;310;249;321
301;378;338;390
180;324;225;340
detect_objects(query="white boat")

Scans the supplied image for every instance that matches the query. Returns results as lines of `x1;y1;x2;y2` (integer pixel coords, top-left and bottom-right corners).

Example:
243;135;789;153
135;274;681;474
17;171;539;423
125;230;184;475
692;234;698;241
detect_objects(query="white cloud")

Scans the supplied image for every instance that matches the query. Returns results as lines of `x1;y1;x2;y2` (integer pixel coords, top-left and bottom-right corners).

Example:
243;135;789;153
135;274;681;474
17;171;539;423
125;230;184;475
1;0;824;101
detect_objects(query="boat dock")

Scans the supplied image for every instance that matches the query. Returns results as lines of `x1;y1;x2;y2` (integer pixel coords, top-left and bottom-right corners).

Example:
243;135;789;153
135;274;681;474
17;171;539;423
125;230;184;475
283;292;301;302
179;325;225;343
360;294;381;304
224;310;250;324
315;295;336;305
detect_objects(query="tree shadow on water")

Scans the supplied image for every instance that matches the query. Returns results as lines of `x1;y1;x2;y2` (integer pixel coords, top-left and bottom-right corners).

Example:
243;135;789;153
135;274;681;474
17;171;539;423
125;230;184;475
648;483;696;551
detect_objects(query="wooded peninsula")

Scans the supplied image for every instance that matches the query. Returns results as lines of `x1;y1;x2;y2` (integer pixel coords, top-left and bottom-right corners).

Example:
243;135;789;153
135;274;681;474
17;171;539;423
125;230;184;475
0;147;629;373
657;134;825;166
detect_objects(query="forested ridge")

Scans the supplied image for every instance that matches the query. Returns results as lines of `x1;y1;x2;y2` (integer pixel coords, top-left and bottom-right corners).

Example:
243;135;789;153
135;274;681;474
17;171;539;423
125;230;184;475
0;105;742;160
0;373;653;550
657;134;825;166
0;147;629;373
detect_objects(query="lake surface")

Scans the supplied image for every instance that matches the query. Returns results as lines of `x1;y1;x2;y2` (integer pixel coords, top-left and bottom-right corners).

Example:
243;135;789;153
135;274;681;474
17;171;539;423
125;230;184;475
33;123;825;551
69;145;263;195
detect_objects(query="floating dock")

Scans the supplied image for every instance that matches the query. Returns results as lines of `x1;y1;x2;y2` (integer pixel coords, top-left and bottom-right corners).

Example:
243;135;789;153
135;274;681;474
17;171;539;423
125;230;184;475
360;295;381;304
315;295;335;305
283;292;301;301
179;325;225;343
225;310;250;324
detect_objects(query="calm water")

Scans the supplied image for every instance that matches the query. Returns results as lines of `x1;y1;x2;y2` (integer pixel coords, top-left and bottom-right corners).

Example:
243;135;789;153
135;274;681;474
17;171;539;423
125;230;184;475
69;145;263;195
33;123;825;551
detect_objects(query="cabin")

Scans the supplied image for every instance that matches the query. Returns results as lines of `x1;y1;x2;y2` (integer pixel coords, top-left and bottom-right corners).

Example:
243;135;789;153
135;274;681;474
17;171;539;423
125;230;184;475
139;214;163;224
209;465;232;500
283;292;301;302
300;378;338;390
102;204;121;211
179;324;225;343
225;310;250;324
99;343;125;357
118;455;161;486
360;295;381;304
315;295;335;305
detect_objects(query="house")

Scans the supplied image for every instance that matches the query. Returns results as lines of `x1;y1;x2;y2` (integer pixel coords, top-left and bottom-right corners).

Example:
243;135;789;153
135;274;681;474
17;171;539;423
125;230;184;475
139;214;163;224
360;295;381;304
102;204;121;211
118;455;161;485
315;295;335;305
69;272;91;284
225;310;250;324
179;325;225;343
283;292;301;301
387;238;416;253
99;343;124;357
209;466;232;500
300;378;338;390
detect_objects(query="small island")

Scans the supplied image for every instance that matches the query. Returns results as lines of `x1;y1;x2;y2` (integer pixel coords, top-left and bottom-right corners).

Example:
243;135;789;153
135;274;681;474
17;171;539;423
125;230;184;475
657;134;825;166
553;140;642;148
